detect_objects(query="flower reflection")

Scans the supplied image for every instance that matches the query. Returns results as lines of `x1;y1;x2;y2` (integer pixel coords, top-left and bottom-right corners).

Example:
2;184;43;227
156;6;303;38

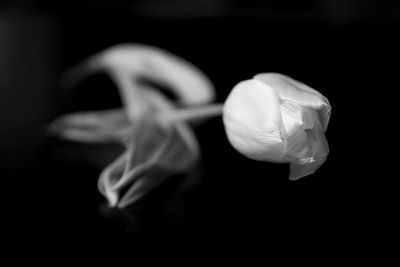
223;73;331;180
49;44;220;208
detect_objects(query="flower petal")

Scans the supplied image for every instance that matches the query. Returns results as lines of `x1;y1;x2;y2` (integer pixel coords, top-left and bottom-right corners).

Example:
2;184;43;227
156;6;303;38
254;73;331;131
64;44;215;105
98;149;156;207
98;152;127;206
289;160;319;181
308;126;330;166
47;109;131;143
280;100;304;137
98;117;199;207
117;166;172;208
288;126;329;180
285;128;313;162
223;79;286;162
117;125;198;208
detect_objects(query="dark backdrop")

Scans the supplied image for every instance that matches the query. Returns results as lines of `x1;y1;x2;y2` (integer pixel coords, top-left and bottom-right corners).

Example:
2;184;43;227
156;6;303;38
2;0;397;265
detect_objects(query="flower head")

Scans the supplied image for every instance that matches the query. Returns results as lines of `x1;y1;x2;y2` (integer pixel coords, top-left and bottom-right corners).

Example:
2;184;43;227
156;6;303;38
223;73;331;180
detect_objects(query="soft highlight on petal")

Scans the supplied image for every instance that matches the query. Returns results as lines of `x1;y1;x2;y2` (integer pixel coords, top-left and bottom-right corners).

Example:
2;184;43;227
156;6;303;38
254;73;331;131
280;100;304;137
47;109;131;143
223;79;286;162
64;43;215;105
254;73;328;108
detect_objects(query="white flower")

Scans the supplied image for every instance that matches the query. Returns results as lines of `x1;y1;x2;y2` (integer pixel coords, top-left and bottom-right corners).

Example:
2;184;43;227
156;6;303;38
223;73;331;180
49;44;220;208
63;43;215;121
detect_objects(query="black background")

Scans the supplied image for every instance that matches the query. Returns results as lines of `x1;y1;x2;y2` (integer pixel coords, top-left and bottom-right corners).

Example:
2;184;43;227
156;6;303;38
2;0;397;265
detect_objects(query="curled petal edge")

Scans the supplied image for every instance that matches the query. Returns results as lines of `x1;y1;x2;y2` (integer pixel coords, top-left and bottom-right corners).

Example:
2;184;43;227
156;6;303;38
97;120;199;207
47;109;130;143
63;43;215;105
254;73;331;131
288;127;329;180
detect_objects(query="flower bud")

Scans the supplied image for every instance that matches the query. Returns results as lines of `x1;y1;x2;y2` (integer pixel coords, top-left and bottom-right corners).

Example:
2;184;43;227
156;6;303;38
223;73;331;180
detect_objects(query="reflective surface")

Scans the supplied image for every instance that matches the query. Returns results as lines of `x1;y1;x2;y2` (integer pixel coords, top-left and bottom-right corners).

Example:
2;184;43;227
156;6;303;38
3;1;398;265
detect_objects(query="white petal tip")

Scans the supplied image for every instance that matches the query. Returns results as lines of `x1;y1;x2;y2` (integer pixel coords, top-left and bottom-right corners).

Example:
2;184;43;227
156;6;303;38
288;160;320;181
106;191;119;207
